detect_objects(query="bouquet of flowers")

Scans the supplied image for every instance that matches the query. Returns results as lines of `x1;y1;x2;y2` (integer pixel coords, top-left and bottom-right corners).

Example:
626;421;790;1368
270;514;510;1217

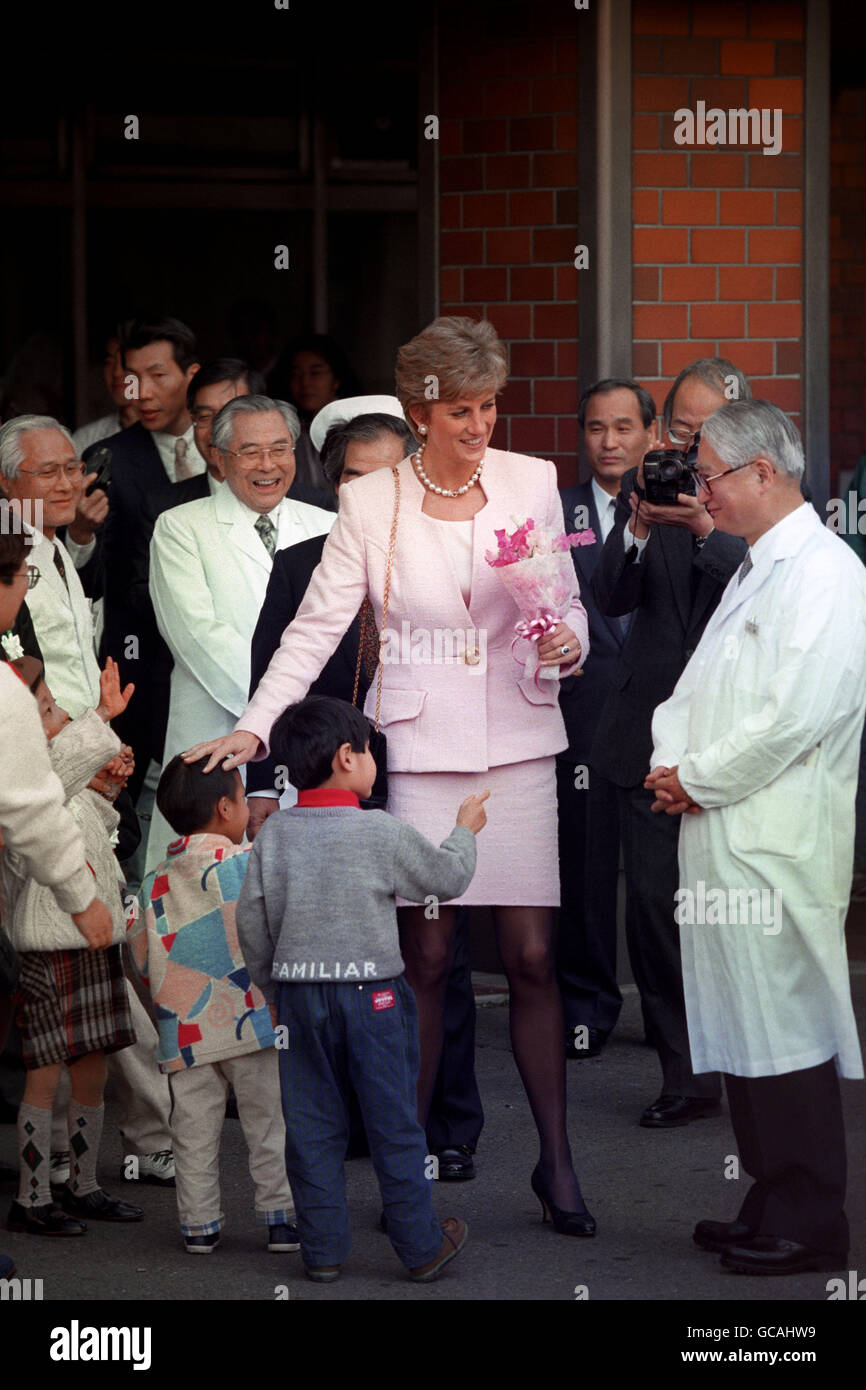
485;517;595;683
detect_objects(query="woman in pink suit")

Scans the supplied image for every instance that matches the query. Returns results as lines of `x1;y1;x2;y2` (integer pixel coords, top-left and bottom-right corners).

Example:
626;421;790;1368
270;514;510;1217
187;318;595;1233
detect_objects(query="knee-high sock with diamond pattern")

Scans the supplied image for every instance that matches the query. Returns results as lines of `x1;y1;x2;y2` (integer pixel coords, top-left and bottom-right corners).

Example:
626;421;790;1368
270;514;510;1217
17;1102;53;1207
68;1100;104;1196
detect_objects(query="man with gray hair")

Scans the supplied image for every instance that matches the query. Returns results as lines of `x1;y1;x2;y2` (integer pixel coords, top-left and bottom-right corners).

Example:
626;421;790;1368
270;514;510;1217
591;359;750;1129
648;399;866;1275
146;395;334;870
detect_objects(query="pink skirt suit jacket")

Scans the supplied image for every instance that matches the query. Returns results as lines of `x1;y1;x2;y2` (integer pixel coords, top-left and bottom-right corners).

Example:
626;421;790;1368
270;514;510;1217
242;447;589;905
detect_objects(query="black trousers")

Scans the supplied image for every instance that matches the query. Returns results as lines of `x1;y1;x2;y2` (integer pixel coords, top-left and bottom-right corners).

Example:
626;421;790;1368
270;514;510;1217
618;782;721;1099
555;758;623;1036
426;907;485;1152
727;1059;849;1255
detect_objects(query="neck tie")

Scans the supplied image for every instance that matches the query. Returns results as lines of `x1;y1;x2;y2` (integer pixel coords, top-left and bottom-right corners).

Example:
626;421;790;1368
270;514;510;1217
255;514;277;559
174;435;194;482
52;543;68;588
738;552;753;585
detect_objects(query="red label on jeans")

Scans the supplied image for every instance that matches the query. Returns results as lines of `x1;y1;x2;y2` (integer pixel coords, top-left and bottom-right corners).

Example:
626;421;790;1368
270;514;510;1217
372;989;395;1011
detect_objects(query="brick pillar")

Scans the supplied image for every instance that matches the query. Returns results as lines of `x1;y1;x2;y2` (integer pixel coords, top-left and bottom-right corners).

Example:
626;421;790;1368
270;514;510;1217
632;0;805;428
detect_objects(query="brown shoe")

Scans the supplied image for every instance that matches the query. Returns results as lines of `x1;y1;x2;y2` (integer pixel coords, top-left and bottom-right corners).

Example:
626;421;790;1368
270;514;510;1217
409;1218;468;1282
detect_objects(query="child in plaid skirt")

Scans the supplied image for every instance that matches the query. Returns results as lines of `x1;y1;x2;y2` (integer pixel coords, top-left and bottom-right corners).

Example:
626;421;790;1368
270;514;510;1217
4;657;143;1236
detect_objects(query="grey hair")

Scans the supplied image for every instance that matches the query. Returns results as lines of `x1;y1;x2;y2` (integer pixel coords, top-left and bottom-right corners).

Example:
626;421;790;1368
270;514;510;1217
662;357;752;436
0;414;76;479
210;394;301;454
701;399;805;479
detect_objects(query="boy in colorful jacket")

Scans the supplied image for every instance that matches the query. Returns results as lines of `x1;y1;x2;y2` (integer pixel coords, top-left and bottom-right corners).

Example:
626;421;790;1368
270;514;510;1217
132;755;296;1255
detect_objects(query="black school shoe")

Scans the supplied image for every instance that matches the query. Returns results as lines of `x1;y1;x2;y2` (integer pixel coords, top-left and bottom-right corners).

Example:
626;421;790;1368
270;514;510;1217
7;1199;86;1236
59;1187;143;1222
433;1146;476;1181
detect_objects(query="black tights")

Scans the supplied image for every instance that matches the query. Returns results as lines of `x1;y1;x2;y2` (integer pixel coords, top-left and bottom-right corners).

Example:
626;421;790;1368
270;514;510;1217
398;904;584;1211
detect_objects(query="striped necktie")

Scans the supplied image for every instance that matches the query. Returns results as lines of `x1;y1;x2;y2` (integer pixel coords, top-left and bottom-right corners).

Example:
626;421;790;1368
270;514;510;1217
737;552;753;585
174;436;195;482
255;514;277;559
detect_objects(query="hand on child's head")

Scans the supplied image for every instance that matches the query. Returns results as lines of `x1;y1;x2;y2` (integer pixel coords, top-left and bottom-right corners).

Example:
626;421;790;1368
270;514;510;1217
456;790;489;835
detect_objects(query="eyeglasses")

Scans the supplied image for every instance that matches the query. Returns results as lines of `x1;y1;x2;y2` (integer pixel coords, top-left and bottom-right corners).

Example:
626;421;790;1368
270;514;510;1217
224;444;294;465
17;462;86;484
667;425;697;447
694;460;759;495
191;408;217;425
14;565;40;589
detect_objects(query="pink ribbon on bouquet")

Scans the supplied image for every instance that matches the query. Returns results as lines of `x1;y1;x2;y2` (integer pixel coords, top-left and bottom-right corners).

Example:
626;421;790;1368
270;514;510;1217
511;611;559;688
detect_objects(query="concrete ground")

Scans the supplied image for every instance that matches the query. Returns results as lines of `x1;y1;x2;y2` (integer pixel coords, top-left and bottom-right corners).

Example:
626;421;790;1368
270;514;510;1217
2;969;864;1305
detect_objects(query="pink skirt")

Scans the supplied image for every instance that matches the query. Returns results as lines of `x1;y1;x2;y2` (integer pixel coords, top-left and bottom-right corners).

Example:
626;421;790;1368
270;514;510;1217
388;756;559;907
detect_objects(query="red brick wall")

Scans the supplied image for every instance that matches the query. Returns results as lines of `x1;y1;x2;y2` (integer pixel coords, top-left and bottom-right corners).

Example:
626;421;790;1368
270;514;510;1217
632;0;805;431
830;86;866;490
438;2;580;480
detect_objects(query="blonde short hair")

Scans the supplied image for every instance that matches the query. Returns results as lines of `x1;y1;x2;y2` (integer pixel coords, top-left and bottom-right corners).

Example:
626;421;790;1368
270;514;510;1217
395;317;508;434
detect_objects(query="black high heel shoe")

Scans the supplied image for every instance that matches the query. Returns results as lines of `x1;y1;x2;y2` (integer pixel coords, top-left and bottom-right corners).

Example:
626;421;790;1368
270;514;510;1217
530;1166;596;1237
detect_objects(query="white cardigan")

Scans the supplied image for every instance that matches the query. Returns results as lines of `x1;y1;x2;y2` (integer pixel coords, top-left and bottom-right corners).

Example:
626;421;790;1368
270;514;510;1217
0;665;96;924
1;693;123;951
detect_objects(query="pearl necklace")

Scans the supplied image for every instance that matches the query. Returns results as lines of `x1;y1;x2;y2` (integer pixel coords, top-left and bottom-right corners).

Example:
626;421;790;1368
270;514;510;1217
412;448;484;497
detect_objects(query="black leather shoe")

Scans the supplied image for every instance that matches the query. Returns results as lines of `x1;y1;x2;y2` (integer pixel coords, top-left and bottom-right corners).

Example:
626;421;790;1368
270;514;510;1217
433;1146;476;1181
694;1218;754;1252
60;1187;144;1222
721;1236;847;1276
565;1027;606;1060
639;1095;721;1128
7;1200;86;1236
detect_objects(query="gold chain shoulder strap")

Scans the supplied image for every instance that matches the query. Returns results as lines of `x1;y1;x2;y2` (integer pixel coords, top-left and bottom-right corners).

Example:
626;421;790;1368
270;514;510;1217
352;465;401;731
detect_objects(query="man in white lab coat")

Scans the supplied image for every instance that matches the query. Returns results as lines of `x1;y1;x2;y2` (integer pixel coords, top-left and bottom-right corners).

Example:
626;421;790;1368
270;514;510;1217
647;399;866;1276
148;395;333;871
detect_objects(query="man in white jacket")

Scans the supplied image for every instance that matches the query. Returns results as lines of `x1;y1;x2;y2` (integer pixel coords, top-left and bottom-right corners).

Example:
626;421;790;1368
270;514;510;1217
147;395;333;871
647;399;866;1276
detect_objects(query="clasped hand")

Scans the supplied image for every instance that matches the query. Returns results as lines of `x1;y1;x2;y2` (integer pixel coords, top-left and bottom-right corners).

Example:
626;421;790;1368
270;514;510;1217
644;765;703;816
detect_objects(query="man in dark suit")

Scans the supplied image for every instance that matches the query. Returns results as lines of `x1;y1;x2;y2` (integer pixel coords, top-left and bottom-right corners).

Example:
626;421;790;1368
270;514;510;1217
247;401;485;1181
81;317;203;800
591;358;750;1127
557;378;658;1060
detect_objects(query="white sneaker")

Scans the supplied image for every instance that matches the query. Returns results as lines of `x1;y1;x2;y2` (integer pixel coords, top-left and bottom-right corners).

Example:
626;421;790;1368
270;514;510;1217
121;1150;176;1186
50;1151;70;1186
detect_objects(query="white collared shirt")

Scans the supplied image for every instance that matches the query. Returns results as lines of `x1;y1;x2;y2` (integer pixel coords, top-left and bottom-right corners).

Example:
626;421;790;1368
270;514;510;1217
151;423;207;484
22;526;100;716
591;476;619;545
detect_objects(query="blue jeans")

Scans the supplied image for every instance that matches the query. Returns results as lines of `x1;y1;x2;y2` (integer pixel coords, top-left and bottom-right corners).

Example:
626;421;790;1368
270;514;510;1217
277;978;443;1269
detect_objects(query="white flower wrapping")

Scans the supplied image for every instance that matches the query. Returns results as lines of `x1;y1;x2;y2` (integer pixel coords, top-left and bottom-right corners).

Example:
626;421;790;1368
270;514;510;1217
1;631;25;661
493;548;579;682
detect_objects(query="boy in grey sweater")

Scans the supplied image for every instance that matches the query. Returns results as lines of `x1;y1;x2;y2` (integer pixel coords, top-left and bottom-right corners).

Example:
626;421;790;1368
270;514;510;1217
236;695;487;1284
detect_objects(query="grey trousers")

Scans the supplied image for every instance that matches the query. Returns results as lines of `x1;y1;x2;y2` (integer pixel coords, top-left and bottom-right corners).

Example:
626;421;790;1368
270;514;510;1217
168;1048;293;1235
